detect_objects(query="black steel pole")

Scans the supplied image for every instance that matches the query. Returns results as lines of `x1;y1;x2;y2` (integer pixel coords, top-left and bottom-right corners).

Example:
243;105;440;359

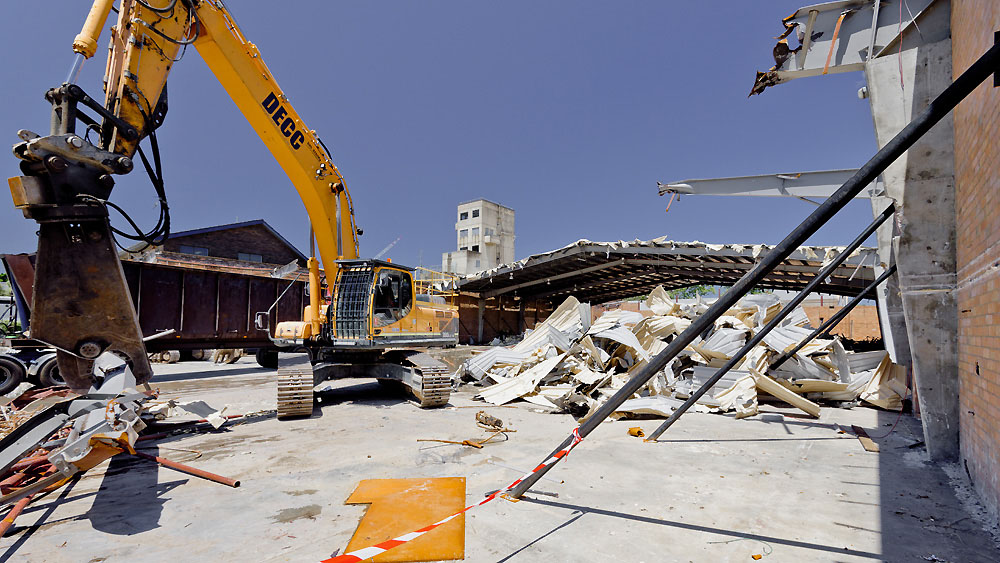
769;264;896;371
508;42;1000;499
644;204;894;441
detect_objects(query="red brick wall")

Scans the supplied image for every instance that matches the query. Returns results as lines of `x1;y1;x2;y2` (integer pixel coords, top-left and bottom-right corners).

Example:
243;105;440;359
802;305;881;341
953;0;1000;517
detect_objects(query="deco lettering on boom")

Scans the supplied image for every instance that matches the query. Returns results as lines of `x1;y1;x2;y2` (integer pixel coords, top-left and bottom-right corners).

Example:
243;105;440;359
261;92;306;150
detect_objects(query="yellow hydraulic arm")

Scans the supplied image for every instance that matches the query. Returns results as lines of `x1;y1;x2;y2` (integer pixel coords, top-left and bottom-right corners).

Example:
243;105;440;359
84;0;362;332
7;0;364;387
106;0;360;269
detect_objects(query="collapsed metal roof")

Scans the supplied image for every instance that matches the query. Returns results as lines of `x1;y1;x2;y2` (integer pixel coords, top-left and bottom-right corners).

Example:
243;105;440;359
456;238;878;304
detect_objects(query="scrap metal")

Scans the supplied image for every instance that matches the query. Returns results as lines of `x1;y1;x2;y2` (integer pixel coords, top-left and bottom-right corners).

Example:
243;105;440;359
749;0;937;95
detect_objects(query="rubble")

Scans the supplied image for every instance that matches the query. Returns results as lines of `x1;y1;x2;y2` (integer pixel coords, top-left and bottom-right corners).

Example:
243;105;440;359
0;355;240;523
457;287;909;422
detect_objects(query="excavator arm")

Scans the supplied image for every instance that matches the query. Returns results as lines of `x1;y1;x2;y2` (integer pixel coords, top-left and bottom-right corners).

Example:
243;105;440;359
8;0;360;388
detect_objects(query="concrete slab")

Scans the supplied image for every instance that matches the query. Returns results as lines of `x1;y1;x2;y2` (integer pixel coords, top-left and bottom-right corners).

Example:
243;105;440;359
1;355;997;562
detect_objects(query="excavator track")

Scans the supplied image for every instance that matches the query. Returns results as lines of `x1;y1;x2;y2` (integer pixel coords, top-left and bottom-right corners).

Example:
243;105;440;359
276;359;315;419
402;352;452;408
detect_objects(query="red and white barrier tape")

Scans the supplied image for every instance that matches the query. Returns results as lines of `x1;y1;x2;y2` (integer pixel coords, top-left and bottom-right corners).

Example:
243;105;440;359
322;427;584;563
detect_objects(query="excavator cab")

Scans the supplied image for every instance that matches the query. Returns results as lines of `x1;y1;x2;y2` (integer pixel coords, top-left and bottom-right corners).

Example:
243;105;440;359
328;259;456;347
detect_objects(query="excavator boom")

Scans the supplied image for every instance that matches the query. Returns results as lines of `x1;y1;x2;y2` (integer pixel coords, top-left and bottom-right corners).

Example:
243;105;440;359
7;0;362;388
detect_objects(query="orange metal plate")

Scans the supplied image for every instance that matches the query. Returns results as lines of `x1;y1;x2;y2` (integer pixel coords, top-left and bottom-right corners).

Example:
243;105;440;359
344;477;466;562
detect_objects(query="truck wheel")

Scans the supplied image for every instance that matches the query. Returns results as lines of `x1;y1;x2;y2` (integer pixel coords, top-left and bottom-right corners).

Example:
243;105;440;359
255;349;279;369
0;358;25;395
37;358;66;388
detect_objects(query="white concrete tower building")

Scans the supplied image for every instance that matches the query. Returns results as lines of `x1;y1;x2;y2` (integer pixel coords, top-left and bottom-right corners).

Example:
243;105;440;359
442;199;514;275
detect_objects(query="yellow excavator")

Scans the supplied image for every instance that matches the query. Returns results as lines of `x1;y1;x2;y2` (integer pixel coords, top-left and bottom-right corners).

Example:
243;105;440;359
7;0;458;418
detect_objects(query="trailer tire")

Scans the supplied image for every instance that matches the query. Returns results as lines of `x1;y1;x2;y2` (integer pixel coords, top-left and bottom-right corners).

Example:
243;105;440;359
37;358;66;388
0;358;25;395
255;349;279;370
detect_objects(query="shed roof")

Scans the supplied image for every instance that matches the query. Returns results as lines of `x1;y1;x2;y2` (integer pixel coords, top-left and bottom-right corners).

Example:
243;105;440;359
456;237;878;304
130;219;307;262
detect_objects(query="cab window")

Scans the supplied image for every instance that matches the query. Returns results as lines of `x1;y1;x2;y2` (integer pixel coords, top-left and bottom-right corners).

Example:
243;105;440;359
373;269;413;327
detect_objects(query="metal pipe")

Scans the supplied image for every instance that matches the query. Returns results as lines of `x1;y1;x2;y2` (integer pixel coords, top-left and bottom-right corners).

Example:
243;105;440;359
0;472;64;509
265;272;302;322
645;204;895;441
0;473;26;494
770;265;897;371
0;494;33;536
134;451;240;488
508;42;1000;499
9;455;49;473
142;329;177;342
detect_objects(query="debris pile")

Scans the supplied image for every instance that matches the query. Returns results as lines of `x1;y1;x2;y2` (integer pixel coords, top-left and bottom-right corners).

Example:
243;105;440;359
0;355;242;530
456;287;908;421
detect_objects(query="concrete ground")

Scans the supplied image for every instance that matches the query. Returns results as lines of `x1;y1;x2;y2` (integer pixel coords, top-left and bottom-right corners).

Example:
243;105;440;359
1;353;998;562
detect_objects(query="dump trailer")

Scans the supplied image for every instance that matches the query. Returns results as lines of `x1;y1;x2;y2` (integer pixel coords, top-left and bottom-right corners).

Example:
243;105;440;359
1;253;307;389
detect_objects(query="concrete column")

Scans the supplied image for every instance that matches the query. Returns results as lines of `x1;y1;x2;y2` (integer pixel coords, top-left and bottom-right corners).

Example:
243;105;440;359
871;195;913;366
865;22;959;460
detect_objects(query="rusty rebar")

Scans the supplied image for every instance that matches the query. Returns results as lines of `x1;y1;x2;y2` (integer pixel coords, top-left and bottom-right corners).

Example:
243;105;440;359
0;494;32;536
134;451;240;488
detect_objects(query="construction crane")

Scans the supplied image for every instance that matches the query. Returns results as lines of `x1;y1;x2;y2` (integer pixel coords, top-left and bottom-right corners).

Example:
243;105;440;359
373;237;402;260
7;0;459;417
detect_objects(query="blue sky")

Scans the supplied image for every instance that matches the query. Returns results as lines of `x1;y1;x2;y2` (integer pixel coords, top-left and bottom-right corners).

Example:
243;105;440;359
1;1;879;269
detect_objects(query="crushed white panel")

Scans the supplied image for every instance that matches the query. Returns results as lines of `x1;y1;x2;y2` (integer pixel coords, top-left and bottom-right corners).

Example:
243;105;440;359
780;306;811;328
523;324;573;353
611;396;687;419
831;339;852;382
572;365;607;386
513;296;589;355
694;327;749;359
635;315;691;345
847;350;888;373
676;366;751;405
589;310;645;334
711;375;759;418
859;354;908;411
761;324;812;354
592;326;650;362
646;285;679;316
462;347;530;381
477;354;566;406
575;335;608;370
740;293;781;327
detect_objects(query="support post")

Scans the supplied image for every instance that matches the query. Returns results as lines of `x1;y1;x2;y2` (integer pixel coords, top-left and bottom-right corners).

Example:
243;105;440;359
645;205;894;441
477;299;485;344
770;265;897;371
507;42;1000;499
